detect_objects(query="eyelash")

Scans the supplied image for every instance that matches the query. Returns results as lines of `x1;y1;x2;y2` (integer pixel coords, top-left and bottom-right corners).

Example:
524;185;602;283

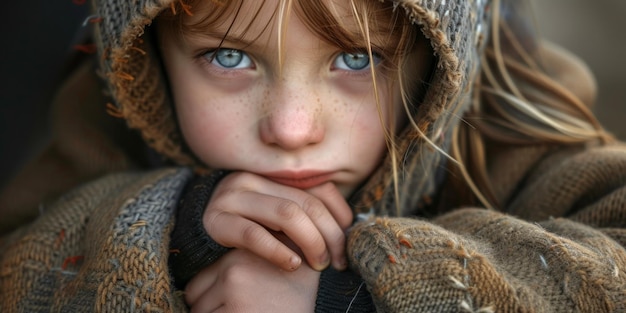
195;48;256;77
204;49;255;69
331;50;384;79
195;48;384;77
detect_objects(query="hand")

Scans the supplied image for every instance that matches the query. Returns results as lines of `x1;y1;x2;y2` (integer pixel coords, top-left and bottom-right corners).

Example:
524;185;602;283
185;248;320;313
203;171;353;271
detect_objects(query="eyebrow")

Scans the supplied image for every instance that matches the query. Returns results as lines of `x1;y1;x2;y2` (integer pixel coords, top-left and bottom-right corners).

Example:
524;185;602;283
184;29;267;50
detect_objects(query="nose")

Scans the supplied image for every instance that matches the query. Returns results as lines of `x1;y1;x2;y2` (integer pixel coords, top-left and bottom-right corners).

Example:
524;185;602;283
259;83;325;150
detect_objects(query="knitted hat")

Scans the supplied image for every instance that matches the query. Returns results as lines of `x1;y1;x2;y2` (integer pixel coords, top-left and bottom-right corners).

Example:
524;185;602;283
93;0;492;216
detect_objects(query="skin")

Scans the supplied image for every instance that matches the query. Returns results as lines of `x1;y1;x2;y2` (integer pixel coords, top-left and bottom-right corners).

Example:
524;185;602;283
158;0;415;311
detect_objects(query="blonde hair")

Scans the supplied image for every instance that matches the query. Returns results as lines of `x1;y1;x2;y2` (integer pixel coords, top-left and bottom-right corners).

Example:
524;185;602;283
449;0;614;208
158;0;612;211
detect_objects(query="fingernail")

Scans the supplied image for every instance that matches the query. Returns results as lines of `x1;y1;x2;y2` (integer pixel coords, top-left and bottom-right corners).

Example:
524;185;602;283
288;255;301;271
315;253;330;271
334;257;348;271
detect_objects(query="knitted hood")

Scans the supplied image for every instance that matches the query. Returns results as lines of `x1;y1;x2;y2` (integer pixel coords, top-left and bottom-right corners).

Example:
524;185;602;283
93;0;492;216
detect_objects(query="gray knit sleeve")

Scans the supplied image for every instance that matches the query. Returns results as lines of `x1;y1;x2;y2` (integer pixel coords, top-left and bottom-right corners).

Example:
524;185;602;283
169;170;230;289
316;268;375;312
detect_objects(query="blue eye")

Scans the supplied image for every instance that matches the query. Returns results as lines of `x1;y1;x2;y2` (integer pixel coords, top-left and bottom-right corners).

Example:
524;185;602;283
205;49;253;69
333;51;380;71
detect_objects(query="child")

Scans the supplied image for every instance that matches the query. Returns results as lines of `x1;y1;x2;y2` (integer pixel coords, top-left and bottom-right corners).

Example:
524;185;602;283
1;0;625;312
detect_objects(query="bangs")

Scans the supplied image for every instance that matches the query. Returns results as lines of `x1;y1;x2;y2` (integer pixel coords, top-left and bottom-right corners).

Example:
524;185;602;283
296;0;418;66
158;0;274;45
159;0;419;69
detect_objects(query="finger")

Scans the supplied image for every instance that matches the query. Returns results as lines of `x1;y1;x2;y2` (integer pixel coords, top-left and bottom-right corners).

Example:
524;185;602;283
249;176;352;230
239;178;351;271
205;210;303;271
248;180;347;270
307;183;353;270
235;193;331;271
307;182;353;230
295;183;350;270
209;173;334;270
251;176;352;230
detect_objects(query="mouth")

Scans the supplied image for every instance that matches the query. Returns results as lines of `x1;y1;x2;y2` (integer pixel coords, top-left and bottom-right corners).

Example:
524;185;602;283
264;171;335;190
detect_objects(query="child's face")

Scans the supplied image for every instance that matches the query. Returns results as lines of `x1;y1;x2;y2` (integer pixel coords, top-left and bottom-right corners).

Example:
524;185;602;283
160;0;408;197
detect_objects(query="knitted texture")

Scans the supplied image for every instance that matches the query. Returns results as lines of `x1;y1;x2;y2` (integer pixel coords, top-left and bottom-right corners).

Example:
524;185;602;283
92;0;492;216
169;170;231;289
355;0;491;216
346;143;626;312
348;210;626;312
4;0;626;311
3;146;626;311
0;168;192;312
507;145;626;224
316;268;375;312
94;0;195;166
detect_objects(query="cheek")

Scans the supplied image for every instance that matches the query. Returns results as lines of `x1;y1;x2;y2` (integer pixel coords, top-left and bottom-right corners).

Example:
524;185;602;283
345;101;389;169
354;115;387;154
162;41;260;167
173;83;251;165
349;86;404;172
177;102;236;158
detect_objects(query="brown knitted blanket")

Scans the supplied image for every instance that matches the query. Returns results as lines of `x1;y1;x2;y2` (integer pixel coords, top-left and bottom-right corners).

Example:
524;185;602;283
1;144;626;312
349;143;626;312
0;168;191;312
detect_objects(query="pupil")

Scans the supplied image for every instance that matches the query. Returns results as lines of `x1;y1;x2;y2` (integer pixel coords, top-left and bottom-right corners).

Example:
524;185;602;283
343;53;369;70
216;49;243;68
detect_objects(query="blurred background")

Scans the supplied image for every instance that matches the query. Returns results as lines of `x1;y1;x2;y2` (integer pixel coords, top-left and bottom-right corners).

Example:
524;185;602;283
1;0;625;188
529;0;626;140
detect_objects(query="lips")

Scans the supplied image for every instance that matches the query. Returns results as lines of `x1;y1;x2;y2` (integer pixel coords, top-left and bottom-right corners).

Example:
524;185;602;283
264;171;334;189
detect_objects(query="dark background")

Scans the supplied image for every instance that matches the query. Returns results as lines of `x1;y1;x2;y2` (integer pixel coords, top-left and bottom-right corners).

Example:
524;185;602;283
1;0;625;189
0;1;88;187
